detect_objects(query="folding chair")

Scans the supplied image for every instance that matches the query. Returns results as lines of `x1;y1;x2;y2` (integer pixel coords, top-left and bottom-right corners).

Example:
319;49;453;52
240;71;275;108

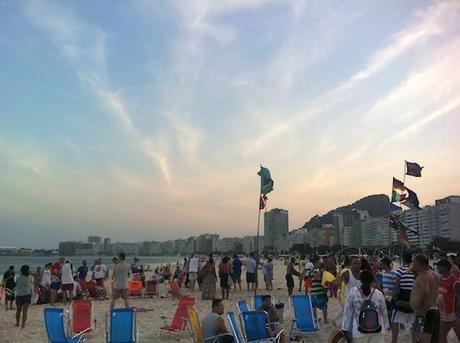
44;307;87;343
145;280;158;297
240;310;283;343
161;296;196;333
128;280;143;297
288;295;319;338
187;305;232;343
237;299;249;314
106;307;138;343
227;311;245;343
71;299;93;335
168;279;182;299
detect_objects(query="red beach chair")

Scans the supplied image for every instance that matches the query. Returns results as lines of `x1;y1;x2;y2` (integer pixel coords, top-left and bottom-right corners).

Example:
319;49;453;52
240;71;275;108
71;299;93;335
128;280;143;297
145;280;158;297
160;296;196;334
168;280;182;299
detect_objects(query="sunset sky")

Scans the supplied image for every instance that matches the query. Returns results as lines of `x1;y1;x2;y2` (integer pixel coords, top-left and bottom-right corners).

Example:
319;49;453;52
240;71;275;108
1;1;460;249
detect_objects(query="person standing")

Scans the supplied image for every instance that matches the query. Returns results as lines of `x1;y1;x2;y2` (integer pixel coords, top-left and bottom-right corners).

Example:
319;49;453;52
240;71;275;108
188;254;199;291
2;266;15;311
93;258;108;299
298;255;306;292
309;259;328;324
50;257;64;306
218;257;231;300
231;255;242;292
380;257;396;322
410;254;440;343
15;265;33;328
61;260;74;303
286;257;300;296
77;260;88;289
342;269;389;342
111;252;131;308
265;257;274;291
391;252;415;343
201;256;217;300
40;263;52;304
245;253;256;292
436;259;456;343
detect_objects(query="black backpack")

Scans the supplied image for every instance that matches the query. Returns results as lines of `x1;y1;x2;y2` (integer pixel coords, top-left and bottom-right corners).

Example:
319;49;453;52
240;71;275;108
358;288;382;334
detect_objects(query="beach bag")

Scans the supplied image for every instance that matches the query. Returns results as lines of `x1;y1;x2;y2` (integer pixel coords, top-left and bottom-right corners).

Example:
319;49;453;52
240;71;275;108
358;288;382;334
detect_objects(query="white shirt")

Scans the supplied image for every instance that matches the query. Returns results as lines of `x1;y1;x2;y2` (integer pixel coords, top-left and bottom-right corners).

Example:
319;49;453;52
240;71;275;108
93;264;107;279
41;269;51;286
189;257;199;273
246;257;256;273
61;263;74;285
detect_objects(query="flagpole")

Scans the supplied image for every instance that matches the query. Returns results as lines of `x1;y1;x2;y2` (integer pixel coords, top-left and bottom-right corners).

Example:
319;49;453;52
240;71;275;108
255;195;261;297
400;161;406;257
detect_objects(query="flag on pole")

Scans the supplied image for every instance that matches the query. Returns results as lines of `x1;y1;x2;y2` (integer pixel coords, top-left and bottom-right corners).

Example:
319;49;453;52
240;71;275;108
392;177;405;191
259;194;267;210
402;187;421;210
391;190;407;203
405;161;423;177
258;166;274;195
399;219;420;236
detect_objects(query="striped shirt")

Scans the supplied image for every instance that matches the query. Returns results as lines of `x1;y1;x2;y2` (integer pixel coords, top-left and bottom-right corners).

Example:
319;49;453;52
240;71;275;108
395;266;415;290
310;269;327;295
381;271;396;294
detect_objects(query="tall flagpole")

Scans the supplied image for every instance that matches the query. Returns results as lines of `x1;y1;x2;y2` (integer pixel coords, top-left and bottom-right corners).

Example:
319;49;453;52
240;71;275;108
255;194;261;296
400;161;407;257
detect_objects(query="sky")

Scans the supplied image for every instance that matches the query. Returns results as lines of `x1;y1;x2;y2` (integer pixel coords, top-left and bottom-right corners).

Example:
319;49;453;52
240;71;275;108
1;1;460;249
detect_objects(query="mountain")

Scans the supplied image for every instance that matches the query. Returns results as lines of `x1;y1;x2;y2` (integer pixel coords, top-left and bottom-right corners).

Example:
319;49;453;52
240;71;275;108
302;194;390;229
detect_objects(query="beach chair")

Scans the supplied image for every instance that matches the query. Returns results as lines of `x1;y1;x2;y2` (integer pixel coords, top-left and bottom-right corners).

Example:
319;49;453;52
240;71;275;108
106;307;138;343
128;280;143;297
187;305;233;343
227;311;245;343
145;280;158;297
71;299;93;335
44;307;87;343
288;295;319;338
240;311;283;343
161;296;196;334
237;299;249;314
168;279;182;299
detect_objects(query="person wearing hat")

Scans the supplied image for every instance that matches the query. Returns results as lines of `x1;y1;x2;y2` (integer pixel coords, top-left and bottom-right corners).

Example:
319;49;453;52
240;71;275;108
437;259;458;343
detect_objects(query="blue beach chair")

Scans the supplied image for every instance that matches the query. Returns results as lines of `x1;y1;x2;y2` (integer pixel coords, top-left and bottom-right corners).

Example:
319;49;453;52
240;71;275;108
237;299;249;314
106;308;138;343
44;307;87;343
288;295;319;338
227;311;245;343
240;311;283;343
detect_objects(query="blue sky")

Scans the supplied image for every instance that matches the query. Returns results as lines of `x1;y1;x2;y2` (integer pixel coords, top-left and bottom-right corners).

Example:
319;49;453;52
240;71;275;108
1;1;460;249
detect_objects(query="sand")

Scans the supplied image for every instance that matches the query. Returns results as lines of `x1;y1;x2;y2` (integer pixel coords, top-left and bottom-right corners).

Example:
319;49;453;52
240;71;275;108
0;261;458;343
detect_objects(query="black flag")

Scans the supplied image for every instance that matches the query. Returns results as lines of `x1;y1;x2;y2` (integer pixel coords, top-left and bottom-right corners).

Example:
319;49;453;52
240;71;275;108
405;161;423;177
402;187;421;210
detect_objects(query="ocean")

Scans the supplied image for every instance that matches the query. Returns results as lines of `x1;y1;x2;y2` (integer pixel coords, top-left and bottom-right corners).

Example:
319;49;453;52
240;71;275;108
0;255;182;281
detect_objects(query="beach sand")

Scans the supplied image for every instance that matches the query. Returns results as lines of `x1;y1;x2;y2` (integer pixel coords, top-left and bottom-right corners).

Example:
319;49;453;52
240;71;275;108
0;261;458;342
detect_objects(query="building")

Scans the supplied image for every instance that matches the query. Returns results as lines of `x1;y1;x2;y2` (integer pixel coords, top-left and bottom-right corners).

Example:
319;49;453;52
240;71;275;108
242;236;264;254
361;217;397;247
195;234;219;254
59;241;93;256
402;210;421;247
87;236;101;244
436;196;460;241
264;208;288;254
219;238;242;253
307;224;338;248
103;238;111;255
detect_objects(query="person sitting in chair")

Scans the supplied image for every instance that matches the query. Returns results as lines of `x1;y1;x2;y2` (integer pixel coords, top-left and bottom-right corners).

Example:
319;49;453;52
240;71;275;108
258;295;286;343
202;299;234;343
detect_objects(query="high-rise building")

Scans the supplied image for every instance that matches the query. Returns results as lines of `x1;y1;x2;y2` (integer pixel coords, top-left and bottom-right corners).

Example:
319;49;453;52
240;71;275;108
361;217;397;247
436;196;460;241
88;236;101;244
402;210;420;247
264;208;288;254
103;238;111;255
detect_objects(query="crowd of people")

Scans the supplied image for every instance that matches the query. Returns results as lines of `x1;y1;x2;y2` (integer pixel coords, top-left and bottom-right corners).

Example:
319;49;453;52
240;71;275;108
2;249;460;342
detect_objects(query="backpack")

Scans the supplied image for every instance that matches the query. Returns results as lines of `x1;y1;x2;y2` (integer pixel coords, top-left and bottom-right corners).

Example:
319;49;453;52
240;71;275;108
357;288;382;334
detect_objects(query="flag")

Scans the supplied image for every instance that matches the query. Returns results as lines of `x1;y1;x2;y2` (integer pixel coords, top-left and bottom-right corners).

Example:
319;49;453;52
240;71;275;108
258;166;274;195
393;177;405;191
402;187;421;210
391;190;407;203
389;203;402;213
259;194;267;210
406;161;423;177
389;214;400;230
399;220;420;236
399;230;410;248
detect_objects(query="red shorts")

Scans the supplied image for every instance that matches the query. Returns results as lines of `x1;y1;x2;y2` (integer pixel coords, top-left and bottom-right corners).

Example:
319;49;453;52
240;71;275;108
62;283;74;291
95;278;104;287
112;288;128;299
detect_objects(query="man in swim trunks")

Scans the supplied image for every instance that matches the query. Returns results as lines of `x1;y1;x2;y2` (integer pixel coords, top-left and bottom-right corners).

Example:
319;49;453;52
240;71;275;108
410;254;440;343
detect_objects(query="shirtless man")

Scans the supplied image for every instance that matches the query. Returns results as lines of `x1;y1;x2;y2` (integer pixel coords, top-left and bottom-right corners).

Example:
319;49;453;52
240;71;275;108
410;254;440;343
